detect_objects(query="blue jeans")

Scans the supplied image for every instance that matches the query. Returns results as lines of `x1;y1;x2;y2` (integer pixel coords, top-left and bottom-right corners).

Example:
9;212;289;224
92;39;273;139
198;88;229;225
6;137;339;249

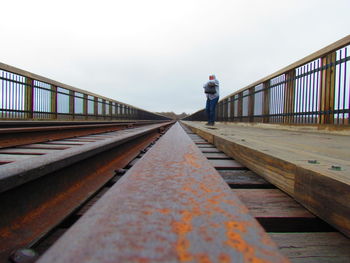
206;97;219;124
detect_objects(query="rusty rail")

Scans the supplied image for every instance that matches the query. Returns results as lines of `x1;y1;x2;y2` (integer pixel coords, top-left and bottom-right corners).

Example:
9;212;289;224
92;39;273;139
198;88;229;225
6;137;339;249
0;121;174;260
37;122;288;263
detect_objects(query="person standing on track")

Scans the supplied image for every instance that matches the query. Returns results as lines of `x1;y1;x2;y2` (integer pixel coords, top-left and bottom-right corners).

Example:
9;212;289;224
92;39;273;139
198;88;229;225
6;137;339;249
203;74;219;126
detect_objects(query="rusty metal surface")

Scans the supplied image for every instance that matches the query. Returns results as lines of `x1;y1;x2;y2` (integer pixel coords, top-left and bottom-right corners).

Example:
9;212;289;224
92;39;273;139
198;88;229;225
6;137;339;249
0;121;168;149
38;122;288;263
0;122;173;261
0;122;172;193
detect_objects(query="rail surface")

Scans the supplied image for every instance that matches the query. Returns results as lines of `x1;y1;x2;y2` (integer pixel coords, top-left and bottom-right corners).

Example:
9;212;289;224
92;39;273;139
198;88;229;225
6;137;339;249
0;121;174;261
0;62;169;121
37;122;288;263
185;35;350;125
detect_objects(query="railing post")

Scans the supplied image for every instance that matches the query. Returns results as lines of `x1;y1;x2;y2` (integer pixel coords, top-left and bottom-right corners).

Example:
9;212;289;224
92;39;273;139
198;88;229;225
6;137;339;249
51;85;58;120
224;98;230;121
109;101;112;119
248;87;255;122
83;94;88;119
25;77;34;119
284;70;296;124
230;96;235;121
102;99;106;119
320;52;336;124
94;97;98;118
238;93;243;121
69;90;74;119
263;81;270;123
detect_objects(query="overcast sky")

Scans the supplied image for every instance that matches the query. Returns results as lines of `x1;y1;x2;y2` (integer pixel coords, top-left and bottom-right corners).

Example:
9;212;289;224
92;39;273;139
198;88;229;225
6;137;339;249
1;0;349;114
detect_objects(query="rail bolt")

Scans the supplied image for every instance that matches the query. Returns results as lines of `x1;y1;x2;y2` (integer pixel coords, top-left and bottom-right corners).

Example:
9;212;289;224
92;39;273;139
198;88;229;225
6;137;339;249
115;168;127;175
9;248;38;263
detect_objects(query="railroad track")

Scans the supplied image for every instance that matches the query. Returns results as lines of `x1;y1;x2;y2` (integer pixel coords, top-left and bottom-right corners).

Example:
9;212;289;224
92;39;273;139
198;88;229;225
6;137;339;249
1;122;350;262
0;121;174;262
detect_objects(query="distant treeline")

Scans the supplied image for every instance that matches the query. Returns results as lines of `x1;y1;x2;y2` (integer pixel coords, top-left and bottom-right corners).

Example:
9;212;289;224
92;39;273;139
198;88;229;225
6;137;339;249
156;112;189;120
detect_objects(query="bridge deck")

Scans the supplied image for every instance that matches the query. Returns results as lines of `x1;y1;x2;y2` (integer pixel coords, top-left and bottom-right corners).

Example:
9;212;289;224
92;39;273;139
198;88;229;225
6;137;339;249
182;121;350;238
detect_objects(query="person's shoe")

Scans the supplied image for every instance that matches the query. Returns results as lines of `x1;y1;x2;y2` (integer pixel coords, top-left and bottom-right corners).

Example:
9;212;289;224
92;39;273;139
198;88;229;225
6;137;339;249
208;122;215;126
205;122;210;125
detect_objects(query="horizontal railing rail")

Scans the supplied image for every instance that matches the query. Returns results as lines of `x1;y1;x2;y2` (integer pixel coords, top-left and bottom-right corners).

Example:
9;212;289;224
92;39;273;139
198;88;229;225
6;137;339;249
0;62;169;121
185;35;350;125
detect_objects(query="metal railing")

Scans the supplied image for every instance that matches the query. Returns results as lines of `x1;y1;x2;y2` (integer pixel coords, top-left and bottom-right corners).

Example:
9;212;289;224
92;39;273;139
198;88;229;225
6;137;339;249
0;62;169;121
185;35;350;125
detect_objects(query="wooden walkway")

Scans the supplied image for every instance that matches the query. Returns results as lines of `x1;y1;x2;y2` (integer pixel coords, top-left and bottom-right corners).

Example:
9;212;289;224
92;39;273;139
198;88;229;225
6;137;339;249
182;121;350;239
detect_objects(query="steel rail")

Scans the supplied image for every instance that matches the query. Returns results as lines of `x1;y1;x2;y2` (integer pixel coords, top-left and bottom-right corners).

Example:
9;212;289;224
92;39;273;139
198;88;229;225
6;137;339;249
37;122;288;263
0;121;174;261
0;120;167;149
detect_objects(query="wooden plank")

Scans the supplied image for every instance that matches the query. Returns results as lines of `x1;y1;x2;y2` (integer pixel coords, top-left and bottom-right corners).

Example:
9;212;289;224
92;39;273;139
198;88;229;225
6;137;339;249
219;170;272;187
19;144;70;150
270;232;350;263
44;141;86;145
208;159;246;169
233;189;315;218
203;152;230;159
200;148;222;153
197;145;216;148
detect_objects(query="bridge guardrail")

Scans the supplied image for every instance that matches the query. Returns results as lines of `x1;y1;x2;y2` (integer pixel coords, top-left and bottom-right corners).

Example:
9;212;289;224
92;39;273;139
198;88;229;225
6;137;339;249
185;35;350;125
0;62;168;121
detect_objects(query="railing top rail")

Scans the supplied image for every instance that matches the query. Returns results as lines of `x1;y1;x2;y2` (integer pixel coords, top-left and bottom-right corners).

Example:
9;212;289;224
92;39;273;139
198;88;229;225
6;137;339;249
220;34;350;101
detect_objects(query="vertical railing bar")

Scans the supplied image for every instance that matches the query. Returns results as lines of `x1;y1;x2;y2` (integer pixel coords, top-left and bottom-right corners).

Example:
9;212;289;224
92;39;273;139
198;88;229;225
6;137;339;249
282;76;284;123
312;62;316;123
343;48;348;123
1;71;3;118
301;65;306;123
315;59;320;123
9;73;13;118
15;74;18;119
296;68;300;123
337;50;342;124
306;63;311;124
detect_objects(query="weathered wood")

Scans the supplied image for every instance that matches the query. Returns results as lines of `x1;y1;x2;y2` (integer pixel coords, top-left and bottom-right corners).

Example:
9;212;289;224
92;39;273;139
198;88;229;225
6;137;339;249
270;232;350;263
182;121;350;238
203;152;230;159
208;159;246;169
19;144;70;150
233;189;314;218
218;170;272;187
200;148;222;153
